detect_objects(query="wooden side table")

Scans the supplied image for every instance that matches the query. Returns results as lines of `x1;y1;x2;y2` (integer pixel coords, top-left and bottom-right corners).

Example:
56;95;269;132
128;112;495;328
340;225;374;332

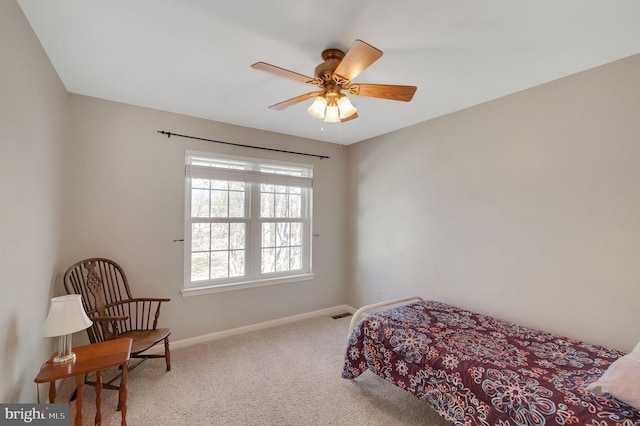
35;338;132;426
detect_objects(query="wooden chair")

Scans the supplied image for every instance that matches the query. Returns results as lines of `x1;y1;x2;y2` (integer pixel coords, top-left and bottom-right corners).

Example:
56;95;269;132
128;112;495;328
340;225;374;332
64;258;171;390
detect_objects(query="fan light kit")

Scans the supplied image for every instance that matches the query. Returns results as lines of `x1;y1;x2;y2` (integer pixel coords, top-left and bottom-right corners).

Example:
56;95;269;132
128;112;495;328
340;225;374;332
252;40;417;123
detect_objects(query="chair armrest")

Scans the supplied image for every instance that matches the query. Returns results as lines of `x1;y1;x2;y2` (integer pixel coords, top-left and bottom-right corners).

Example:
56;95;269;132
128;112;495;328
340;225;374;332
87;314;129;341
105;298;169;331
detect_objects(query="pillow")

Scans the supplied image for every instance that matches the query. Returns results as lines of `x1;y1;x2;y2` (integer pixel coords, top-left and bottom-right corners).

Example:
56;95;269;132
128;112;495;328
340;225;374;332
587;342;640;410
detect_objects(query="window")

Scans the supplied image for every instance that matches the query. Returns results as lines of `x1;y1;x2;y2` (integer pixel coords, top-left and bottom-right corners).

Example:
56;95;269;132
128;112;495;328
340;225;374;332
183;151;313;295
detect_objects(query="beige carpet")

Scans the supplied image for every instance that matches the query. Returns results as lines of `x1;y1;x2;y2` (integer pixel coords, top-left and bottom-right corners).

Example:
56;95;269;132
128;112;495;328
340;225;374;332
55;315;454;425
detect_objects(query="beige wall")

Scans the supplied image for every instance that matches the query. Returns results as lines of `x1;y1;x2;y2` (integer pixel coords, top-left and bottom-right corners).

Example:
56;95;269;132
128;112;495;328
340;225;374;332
0;0;68;402
347;54;640;352
64;95;348;342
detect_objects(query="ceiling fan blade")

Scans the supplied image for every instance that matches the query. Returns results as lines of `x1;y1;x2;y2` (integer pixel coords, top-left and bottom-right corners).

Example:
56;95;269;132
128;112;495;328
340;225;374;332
268;92;322;110
340;112;358;123
251;62;316;85
346;84;417;102
333;40;383;85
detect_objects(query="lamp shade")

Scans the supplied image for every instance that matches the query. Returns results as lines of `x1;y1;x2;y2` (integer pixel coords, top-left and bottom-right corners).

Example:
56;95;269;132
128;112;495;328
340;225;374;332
324;104;340;123
307;96;327;119
41;295;92;337
337;95;357;119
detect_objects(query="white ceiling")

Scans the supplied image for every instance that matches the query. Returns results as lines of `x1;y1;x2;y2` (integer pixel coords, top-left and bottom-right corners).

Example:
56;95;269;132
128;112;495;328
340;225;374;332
17;0;640;145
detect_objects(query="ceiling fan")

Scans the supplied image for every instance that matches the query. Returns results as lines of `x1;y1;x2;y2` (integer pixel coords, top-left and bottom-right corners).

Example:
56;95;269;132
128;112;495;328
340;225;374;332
251;40;417;123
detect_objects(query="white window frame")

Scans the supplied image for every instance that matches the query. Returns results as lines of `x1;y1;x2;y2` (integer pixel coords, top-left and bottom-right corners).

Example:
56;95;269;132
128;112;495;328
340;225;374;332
182;151;314;296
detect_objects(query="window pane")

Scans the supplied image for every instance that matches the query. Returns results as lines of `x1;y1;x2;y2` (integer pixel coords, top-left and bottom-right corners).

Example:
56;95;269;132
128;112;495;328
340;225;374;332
290;246;301;270
191;189;210;218
192;178;210;189
290;222;301;246
276;222;290;246
230;223;245;250
211;251;228;278
211;190;228;217
289;194;301;218
229;191;245;218
276;247;290;272
261;248;275;273
211;180;228;190
211;223;229;250
262;223;275;248
229;250;245;277
275;194;288;217
191;223;210;251
261;183;274;192
261;193;274;218
275;185;288;193
191;252;210;281
230;181;244;191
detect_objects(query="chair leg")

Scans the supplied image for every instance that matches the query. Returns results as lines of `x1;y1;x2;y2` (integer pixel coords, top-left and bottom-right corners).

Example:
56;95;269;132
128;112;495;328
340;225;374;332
164;337;171;371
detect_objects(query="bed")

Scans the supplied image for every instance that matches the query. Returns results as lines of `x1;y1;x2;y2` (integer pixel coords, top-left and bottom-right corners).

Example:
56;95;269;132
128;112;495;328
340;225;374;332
342;298;640;425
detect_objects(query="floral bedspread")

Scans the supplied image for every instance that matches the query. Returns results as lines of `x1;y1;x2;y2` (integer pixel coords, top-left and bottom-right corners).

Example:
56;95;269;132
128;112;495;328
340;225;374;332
342;300;640;425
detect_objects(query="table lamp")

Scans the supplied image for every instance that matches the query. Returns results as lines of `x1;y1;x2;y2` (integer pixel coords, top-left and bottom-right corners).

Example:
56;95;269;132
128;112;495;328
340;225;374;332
41;294;93;364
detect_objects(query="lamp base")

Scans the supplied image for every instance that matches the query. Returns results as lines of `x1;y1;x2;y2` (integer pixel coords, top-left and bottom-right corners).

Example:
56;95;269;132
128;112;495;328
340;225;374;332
52;333;76;364
52;352;76;364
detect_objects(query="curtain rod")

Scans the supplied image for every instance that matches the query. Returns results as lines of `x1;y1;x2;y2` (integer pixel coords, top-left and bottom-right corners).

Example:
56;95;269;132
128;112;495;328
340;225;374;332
157;130;330;160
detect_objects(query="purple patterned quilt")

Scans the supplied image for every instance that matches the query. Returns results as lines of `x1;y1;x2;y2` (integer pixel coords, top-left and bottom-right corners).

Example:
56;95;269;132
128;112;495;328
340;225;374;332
342;300;640;425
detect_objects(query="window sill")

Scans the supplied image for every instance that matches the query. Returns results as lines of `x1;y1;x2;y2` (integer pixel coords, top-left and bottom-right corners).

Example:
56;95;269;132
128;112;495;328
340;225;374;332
181;273;315;297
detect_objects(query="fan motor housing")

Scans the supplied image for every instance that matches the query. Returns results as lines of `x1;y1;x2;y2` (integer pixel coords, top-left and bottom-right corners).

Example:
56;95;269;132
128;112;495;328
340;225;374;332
314;48;345;83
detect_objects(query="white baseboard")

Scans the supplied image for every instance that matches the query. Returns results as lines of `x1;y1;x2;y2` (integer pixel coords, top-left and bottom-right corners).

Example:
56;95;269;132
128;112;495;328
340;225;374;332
145;304;355;354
